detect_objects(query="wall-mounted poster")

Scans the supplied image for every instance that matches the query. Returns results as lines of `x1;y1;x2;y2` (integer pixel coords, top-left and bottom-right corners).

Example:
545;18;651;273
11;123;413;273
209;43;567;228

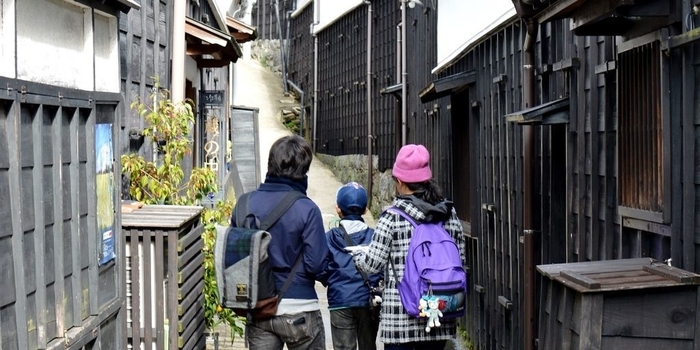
96;123;116;266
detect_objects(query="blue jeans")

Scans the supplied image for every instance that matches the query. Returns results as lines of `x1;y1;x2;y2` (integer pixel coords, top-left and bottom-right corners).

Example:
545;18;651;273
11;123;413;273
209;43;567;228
384;340;447;350
330;308;379;350
247;310;326;350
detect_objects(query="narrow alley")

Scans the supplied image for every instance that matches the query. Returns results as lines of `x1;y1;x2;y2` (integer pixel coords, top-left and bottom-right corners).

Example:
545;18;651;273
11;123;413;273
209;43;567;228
209;56;378;350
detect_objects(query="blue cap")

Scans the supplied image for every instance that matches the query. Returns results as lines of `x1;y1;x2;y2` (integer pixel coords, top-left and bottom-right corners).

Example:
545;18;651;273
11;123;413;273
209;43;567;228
336;182;368;215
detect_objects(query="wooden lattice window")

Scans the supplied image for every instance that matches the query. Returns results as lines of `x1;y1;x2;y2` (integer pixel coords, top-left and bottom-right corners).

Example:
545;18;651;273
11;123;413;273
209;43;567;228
618;41;665;220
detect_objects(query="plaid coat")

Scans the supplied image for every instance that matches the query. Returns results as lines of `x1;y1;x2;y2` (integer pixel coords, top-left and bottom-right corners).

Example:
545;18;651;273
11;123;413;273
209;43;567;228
353;197;466;344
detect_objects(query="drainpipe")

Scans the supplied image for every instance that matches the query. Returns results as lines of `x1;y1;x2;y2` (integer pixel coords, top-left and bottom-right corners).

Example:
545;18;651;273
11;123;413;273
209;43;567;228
366;0;374;208
400;0;407;145
522;17;538;350
286;10;293;74
397;24;402;83
312;0;320;152
275;0;288;93
171;0;185;102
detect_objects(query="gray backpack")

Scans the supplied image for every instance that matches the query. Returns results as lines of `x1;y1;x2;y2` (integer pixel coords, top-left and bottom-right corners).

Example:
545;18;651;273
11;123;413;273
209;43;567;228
214;191;304;320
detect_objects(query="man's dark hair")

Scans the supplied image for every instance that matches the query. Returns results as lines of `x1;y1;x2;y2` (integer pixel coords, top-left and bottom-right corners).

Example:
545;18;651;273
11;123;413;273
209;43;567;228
266;135;313;180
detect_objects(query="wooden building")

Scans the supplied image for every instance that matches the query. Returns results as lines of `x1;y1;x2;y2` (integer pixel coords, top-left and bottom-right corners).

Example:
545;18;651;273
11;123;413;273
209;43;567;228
0;1;137;348
287;0;700;349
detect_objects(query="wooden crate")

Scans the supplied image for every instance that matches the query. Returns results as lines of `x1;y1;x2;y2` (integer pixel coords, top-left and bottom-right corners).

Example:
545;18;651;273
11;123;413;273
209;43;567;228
537;258;700;350
122;205;204;350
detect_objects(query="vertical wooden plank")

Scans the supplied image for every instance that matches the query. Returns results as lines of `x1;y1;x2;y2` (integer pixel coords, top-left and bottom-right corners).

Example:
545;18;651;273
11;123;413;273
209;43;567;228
32;106;47;348
155;231;165;350
86;108;99;318
576;35;587;262
52;106;66;341
566;36;577;262
603;37;617;261
590;37;600;261
8;96;29;350
168;230;178;350
670;43;684;267
578;294;603;350
130;230;141;348
682;46;695;269
69;108;82;328
143;229;153;348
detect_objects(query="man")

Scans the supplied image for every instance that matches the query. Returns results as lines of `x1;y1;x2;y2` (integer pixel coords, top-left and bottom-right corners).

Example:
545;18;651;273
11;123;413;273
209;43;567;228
230;135;328;350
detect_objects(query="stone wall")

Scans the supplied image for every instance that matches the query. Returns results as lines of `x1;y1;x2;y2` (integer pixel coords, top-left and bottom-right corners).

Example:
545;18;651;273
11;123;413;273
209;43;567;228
315;153;395;217
251;39;284;75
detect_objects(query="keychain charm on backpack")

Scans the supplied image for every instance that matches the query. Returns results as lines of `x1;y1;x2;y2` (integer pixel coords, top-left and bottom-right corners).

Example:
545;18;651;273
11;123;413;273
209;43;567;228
423;296;443;332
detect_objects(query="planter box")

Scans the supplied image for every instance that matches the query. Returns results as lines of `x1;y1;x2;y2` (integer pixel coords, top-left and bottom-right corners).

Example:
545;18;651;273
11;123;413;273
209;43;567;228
122;205;204;350
537;258;700;350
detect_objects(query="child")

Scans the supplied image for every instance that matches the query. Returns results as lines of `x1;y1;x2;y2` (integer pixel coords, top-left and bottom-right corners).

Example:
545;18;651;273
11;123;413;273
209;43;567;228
319;182;383;350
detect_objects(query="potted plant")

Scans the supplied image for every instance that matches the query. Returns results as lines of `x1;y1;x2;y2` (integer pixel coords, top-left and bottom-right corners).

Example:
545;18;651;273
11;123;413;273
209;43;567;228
121;85;245;346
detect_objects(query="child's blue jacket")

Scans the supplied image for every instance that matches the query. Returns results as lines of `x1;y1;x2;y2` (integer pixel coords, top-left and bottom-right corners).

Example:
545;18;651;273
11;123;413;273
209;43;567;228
319;220;383;309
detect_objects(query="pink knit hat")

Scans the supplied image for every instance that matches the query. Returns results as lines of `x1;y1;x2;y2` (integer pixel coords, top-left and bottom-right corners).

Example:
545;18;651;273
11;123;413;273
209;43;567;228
392;144;432;183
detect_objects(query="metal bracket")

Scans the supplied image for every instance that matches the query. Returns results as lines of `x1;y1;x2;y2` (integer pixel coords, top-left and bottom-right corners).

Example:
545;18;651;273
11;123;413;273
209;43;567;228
481;203;496;212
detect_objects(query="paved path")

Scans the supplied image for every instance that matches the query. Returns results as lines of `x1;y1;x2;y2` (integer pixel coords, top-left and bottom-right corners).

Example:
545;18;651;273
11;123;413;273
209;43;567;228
208;57;377;350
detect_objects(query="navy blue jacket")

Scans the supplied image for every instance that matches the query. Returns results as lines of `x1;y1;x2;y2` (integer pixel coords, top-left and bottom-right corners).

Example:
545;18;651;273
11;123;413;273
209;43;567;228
319;221;383;309
230;183;328;300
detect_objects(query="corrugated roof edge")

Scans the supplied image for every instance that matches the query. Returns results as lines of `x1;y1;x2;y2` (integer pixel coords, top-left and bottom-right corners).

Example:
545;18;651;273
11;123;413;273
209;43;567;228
432;7;518;75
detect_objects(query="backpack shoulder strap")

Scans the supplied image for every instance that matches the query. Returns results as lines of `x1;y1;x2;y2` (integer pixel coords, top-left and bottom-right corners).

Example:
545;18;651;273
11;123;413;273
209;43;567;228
259;191;306;230
385;207;419;227
234;192;253;228
339;224;371;286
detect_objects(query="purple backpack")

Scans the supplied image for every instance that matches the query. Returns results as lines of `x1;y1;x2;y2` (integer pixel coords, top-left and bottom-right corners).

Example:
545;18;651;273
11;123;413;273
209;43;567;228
388;208;466;319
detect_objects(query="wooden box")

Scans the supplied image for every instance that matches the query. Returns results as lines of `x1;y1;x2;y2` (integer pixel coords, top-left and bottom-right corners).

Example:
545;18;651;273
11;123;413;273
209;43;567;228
537;258;700;350
122;205;204;350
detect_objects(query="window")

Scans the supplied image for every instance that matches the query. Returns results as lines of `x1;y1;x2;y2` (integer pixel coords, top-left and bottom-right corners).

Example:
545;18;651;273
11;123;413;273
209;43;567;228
618;40;666;222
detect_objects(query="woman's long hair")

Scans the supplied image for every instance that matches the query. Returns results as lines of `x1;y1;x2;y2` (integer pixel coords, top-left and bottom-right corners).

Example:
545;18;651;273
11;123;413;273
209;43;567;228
405;179;443;205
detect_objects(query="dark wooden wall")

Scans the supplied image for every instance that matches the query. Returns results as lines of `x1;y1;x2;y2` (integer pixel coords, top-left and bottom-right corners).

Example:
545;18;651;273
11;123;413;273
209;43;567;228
252;0;295;41
306;0;442;173
288;5;314;96
287;2;700;349
0;79;123;350
118;0;171;157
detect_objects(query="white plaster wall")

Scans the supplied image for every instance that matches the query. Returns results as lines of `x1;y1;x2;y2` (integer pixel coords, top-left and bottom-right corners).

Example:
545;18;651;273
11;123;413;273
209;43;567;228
185;54;199;91
314;0;364;34
436;0;514;71
1;0;16;78
17;0;93;90
94;11;119;93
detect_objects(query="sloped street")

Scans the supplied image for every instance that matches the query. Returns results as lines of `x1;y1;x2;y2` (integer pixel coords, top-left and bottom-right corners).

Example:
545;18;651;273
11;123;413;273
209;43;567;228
209;56;377;350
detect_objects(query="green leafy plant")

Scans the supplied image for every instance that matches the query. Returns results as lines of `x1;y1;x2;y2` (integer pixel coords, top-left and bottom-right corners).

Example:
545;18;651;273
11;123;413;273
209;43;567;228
201;201;246;339
121;86;217;205
121;84;244;339
458;325;475;350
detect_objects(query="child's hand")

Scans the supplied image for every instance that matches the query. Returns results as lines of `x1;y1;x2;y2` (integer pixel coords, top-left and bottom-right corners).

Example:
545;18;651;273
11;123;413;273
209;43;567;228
344;245;369;255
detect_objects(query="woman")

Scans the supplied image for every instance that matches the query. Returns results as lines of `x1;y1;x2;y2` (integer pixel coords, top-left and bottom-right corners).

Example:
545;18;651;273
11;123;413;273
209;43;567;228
353;144;466;350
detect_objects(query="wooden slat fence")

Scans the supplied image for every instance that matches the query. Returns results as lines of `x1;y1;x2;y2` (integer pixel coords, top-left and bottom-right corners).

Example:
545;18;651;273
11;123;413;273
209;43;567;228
122;205;204;350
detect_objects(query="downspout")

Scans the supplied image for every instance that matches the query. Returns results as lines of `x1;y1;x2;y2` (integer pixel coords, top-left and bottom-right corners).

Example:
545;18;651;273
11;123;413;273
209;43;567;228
400;0;407;145
396;23;402;152
522;17;538;350
275;0;288;93
312;0;320;152
286;11;293;71
366;0;374;208
397;25;401;82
